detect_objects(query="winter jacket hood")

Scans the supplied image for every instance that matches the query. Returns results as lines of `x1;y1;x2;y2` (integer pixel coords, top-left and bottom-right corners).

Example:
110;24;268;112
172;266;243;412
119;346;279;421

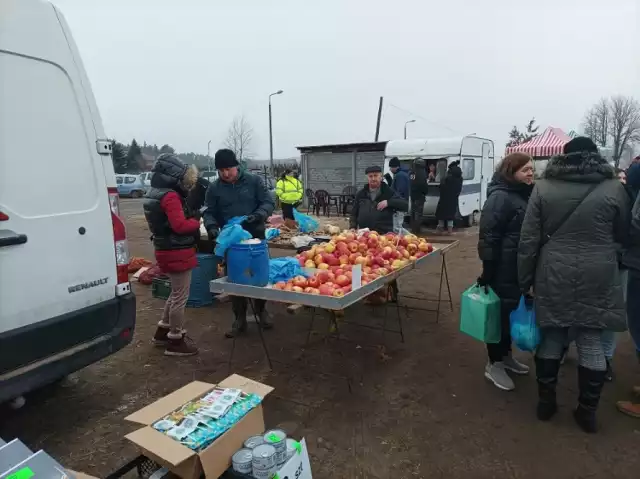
518;151;630;331
150;153;189;196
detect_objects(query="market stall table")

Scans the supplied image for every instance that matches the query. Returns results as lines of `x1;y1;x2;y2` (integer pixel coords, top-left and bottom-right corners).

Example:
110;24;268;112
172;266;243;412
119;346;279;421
210;239;458;388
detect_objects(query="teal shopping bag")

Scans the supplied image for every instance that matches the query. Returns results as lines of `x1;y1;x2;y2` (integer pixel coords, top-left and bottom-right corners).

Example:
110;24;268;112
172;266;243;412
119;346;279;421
459;284;501;343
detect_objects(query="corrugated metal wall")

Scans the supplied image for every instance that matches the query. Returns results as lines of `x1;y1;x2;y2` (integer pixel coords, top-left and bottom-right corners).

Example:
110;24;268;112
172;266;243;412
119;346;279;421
301;150;385;205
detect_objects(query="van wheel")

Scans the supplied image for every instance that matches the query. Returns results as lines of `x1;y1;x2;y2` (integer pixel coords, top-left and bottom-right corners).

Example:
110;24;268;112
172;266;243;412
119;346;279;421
465;211;480;227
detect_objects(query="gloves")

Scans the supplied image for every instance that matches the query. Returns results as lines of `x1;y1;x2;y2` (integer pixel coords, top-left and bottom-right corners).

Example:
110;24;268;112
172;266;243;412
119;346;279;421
477;260;497;287
243;214;259;225
207;227;219;240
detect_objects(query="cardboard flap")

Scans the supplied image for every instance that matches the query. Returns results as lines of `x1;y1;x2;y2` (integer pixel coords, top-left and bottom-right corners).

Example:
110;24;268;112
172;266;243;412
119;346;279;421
125;427;195;466
198;406;266;479
125;381;214;425
218;374;274;398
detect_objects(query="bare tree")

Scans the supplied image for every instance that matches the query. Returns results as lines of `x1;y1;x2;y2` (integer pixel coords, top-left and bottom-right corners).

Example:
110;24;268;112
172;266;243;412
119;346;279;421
609;95;640;167
223;115;254;161
582;98;609;148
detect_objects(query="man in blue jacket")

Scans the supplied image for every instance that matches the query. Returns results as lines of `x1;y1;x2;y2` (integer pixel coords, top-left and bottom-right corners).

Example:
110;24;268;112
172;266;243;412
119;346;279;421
389;157;410;232
204;149;275;338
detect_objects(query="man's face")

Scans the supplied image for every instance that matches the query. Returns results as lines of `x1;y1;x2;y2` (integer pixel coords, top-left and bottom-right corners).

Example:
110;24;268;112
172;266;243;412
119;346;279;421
390;166;398;174
367;172;382;189
219;166;239;183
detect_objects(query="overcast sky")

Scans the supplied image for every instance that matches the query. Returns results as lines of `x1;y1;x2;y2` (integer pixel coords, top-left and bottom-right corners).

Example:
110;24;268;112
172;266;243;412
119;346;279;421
54;0;639;159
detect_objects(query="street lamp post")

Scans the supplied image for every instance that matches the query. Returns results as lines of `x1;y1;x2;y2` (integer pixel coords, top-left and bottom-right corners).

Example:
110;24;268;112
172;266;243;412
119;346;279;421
207;140;212;171
404;119;416;140
269;90;284;176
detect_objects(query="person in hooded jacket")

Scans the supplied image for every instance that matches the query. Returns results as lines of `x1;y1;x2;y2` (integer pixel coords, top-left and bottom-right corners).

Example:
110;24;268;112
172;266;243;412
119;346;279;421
410;158;429;235
435;161;463;234
389;157;410;232
143;154;201;356
616;163;640;418
477;153;534;391
518;137;630;433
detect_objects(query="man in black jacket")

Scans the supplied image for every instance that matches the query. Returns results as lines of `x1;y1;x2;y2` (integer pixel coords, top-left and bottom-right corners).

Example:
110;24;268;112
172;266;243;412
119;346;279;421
350;166;408;301
204;149;275;338
350;166;409;234
410;158;428;234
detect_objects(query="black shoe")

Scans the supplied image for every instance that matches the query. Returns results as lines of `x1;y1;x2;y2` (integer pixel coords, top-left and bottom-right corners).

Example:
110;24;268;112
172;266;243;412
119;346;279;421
535;357;560;421
225;318;247;339
605;359;614;382
574;366;606;433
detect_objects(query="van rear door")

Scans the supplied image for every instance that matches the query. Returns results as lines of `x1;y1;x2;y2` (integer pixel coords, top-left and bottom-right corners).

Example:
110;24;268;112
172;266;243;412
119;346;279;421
0;1;118;374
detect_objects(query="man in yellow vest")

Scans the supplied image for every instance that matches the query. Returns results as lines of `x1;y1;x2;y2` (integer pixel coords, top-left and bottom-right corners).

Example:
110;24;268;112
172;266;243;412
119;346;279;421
275;169;303;220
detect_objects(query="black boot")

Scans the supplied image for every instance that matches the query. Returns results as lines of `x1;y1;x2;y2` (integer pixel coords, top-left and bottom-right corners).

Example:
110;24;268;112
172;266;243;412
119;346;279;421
604;359;614;382
226;298;248;339
573;366;606;433
535;357;560;421
254;300;273;330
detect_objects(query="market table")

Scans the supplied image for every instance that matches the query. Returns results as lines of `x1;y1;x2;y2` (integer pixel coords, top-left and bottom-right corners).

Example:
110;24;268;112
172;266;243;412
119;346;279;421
210;238;458;388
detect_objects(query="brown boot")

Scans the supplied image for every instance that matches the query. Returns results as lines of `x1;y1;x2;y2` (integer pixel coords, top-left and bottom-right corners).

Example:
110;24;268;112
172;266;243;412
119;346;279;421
616;401;640;418
152;325;170;347
164;332;198;357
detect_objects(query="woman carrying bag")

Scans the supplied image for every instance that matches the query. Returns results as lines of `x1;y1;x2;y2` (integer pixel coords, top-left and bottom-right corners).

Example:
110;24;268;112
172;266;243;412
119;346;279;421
275;169;303;220
518;137;630;433
477;153;535;391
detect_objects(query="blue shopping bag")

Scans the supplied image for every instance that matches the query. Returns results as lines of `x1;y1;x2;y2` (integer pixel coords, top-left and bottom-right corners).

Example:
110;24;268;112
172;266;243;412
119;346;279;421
214;216;252;257
510;295;540;352
293;208;320;233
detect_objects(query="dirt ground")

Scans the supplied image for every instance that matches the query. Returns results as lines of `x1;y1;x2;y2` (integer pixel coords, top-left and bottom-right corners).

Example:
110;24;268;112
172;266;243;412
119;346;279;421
2;199;640;478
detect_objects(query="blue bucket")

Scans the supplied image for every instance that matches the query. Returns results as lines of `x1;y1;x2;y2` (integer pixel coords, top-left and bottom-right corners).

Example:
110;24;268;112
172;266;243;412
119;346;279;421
227;241;270;287
187;253;221;307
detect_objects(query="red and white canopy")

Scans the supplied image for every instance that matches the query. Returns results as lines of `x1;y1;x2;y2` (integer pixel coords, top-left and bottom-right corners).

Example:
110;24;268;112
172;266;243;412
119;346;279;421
505;127;571;157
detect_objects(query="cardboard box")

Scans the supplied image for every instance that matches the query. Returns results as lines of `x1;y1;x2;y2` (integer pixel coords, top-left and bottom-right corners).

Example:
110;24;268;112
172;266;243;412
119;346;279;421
125;375;273;479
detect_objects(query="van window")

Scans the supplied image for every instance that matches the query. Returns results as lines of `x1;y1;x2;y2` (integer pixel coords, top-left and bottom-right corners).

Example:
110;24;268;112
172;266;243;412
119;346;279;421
125;176;136;184
116;177;123;185
0;53;99;216
462;159;475;180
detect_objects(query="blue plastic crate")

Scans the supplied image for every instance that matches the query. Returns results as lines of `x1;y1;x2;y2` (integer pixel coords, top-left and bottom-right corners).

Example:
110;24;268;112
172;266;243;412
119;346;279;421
187;253;221;308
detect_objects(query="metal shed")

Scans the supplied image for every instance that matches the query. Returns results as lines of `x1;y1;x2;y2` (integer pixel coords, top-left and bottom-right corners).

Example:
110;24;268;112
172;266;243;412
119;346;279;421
297;141;387;204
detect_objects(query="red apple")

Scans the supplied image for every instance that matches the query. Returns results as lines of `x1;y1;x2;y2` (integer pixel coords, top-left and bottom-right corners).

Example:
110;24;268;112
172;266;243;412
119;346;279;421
349;253;361;263
284;283;294;291
308;276;320;288
339;255;349;265
335;275;350;287
315;271;330;283
347;241;359;253
317;263;329;270
292;276;308;288
292;285;304;293
341;284;352;294
332;288;345;297
273;281;286;290
318;284;334;296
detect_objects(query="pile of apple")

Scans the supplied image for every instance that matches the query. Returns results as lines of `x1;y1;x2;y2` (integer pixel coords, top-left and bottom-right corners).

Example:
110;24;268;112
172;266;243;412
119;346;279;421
271;231;433;296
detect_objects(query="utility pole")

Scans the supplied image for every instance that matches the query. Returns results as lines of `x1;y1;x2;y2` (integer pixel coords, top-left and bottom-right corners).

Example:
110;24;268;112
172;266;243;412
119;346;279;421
269;90;284;176
207;140;212;171
374;96;384;141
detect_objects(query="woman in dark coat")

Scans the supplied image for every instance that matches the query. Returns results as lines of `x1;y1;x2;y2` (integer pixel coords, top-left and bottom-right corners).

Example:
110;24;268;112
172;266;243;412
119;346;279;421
478;153;534;391
435;160;463;233
518;137;630;433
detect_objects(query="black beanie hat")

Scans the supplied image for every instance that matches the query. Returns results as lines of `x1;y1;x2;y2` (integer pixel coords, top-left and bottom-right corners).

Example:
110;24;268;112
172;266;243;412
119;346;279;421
388;157;401;168
214;149;239;169
563;137;598;155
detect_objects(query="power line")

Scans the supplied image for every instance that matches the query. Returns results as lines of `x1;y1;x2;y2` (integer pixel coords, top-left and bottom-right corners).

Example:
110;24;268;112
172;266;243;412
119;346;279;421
386;102;460;134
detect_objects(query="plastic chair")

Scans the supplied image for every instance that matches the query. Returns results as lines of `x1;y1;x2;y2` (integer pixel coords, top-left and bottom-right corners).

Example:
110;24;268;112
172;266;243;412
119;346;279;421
305;188;317;214
340;185;357;216
314;190;338;217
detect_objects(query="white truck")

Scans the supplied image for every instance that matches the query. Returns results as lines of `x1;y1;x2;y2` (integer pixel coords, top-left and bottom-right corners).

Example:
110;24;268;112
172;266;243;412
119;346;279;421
0;0;136;405
384;136;495;226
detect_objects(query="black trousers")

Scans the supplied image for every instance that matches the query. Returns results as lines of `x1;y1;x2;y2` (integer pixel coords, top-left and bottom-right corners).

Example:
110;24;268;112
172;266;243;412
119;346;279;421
232;296;266;320
282;202;295;220
486;301;514;363
410;196;425;234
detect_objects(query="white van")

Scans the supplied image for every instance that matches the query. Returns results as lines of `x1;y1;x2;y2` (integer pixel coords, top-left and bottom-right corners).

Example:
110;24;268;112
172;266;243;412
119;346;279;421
384;136;495;226
0;0;136;404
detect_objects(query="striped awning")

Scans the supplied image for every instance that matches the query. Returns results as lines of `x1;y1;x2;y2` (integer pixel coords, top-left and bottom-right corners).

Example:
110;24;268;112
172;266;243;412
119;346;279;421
505;127;571;158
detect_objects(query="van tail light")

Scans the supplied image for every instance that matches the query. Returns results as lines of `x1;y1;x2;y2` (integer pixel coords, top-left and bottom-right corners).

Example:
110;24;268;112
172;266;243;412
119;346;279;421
108;188;131;295
0;211;8;221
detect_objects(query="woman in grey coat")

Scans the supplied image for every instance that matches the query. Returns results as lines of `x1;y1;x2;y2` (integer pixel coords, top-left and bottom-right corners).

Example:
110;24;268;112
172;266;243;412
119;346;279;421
518;137;630;433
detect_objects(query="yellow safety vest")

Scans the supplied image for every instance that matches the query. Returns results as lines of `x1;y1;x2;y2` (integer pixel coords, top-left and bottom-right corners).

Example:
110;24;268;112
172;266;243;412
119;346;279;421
275;176;303;204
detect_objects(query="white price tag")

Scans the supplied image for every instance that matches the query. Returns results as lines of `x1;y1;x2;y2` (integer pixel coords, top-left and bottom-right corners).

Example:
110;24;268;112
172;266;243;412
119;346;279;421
351;264;362;289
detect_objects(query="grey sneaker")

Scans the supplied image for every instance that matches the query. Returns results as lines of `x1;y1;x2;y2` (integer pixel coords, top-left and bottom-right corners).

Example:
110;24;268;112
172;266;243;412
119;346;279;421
503;355;530;375
485;362;515;391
